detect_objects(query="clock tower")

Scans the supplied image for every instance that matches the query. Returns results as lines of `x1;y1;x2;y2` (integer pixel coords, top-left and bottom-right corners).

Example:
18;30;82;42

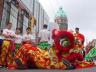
55;7;68;30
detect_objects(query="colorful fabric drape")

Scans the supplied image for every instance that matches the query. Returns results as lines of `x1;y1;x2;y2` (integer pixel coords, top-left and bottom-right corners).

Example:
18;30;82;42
77;61;95;68
14;44;21;56
14;43;47;69
15;44;21;50
38;42;51;50
85;48;96;61
0;40;15;67
13;43;66;69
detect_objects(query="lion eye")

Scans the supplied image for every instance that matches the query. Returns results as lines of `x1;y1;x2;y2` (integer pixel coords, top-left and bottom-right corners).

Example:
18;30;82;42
59;37;70;48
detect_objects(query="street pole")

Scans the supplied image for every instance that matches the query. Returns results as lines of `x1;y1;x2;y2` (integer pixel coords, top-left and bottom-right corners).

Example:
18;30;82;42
32;0;35;16
38;3;40;32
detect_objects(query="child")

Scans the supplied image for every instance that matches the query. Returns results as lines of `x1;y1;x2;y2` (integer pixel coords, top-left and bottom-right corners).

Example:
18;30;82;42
23;27;36;45
15;28;22;50
14;28;22;56
3;22;15;41
0;22;15;67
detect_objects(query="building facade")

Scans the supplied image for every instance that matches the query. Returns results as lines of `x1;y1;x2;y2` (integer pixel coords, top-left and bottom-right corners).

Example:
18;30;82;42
0;0;4;27
21;0;49;32
0;0;49;33
55;7;68;30
0;0;33;33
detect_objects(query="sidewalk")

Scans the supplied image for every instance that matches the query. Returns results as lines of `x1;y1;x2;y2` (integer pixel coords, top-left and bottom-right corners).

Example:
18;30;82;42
0;67;96;72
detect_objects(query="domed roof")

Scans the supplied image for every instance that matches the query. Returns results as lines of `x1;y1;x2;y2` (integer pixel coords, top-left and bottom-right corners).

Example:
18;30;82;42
55;7;67;19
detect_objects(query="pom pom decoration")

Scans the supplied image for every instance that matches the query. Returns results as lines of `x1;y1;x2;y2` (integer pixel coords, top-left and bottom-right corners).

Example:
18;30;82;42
38;42;51;50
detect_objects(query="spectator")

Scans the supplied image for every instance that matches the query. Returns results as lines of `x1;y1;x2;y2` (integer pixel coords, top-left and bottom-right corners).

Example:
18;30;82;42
22;27;35;45
14;28;22;54
0;22;15;67
38;24;50;50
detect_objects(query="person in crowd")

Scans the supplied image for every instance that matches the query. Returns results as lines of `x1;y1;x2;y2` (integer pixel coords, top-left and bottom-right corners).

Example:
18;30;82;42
0;22;15;67
14;28;22;55
0;29;4;53
22;27;36;45
74;27;85;47
85;40;96;65
85;40;95;55
74;27;85;57
38;24;50;50
2;22;15;40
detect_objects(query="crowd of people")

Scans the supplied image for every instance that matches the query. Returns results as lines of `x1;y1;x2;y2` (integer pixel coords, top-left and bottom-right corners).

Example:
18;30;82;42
0;22;96;69
0;22;36;68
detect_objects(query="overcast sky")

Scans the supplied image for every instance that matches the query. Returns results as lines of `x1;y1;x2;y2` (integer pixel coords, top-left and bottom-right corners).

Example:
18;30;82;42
38;0;96;42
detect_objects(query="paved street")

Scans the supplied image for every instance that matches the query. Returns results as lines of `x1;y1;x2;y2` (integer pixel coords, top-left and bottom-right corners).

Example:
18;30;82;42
0;67;96;72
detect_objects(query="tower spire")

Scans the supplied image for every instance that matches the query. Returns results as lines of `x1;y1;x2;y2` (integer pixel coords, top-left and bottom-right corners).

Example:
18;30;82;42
54;7;68;30
55;7;67;19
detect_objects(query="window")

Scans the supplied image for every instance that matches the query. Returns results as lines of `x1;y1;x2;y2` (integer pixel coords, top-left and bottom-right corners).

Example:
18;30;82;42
10;3;18;31
1;1;10;29
23;15;28;33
